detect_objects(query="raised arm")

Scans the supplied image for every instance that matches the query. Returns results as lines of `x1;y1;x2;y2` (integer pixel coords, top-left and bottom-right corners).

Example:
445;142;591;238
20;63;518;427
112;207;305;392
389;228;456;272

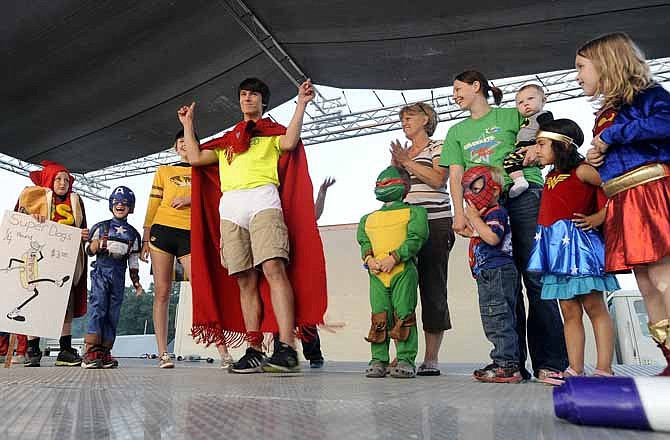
177;102;217;166
314;177;336;220
279;80;315;151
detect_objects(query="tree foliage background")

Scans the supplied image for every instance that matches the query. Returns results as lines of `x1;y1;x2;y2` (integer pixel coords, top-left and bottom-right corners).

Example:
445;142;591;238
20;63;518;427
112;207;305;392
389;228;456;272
72;283;180;343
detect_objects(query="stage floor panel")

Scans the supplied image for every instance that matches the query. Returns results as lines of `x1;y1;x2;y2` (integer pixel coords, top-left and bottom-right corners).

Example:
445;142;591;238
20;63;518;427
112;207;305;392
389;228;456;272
0;360;665;439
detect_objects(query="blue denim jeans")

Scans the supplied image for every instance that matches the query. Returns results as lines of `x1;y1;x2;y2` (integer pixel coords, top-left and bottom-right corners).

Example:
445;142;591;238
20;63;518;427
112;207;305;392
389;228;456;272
503;184;568;378
476;263;519;368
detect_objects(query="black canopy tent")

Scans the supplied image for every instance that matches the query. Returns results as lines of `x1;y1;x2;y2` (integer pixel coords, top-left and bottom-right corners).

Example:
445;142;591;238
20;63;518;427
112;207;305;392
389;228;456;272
2;0;669;173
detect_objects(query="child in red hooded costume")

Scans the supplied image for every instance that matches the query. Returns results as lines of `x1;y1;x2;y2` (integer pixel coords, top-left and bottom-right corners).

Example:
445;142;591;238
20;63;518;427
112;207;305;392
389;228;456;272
10;160;89;367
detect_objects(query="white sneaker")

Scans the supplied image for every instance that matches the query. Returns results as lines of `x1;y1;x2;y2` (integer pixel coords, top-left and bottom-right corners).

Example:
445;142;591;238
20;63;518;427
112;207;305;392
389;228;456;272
220;352;235;370
11;355;26;364
158;352;174;369
6;309;25;322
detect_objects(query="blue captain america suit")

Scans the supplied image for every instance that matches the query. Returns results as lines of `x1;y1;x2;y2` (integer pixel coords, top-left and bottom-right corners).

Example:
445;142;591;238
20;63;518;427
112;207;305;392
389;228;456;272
86;217;141;344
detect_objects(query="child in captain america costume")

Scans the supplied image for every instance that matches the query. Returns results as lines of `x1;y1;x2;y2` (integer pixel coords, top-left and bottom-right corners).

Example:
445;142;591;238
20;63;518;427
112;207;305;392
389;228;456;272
82;186;143;369
357;166;428;379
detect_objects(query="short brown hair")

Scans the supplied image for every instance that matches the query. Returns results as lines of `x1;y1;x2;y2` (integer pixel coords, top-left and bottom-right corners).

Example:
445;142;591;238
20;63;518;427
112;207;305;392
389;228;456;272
517;84;545;96
398;102;438;136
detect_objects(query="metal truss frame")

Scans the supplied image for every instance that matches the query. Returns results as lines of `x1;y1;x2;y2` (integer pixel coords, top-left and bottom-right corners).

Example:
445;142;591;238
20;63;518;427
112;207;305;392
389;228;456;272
301;57;670;145
0;153;110;201
2;13;668;202
79;58;669;188
220;0;346;118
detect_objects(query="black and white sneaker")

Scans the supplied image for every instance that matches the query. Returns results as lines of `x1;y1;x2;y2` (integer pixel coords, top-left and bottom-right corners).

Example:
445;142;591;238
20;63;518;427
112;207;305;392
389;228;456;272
6;308;25;322
230;347;266;374
24;346;42;367
263;343;300;373
55;347;82;367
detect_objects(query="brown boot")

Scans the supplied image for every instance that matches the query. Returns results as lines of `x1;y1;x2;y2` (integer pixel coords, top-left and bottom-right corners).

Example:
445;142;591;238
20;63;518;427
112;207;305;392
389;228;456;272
365;311;387;343
389;312;416;342
648;319;670;376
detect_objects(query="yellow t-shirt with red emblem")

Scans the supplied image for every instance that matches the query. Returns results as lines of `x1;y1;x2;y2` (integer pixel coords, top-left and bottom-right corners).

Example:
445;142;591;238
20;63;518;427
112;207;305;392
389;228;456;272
214;135;282;193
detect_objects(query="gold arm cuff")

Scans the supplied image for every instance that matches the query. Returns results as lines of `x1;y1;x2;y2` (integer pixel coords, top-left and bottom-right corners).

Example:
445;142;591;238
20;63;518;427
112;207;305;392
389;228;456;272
602;163;670;198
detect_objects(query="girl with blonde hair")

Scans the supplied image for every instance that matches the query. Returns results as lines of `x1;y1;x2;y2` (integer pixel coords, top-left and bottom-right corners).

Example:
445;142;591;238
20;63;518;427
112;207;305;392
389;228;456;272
578;32;670;375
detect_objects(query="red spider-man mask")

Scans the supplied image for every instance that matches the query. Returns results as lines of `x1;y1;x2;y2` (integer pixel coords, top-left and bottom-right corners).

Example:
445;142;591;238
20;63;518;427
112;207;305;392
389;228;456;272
461;166;501;211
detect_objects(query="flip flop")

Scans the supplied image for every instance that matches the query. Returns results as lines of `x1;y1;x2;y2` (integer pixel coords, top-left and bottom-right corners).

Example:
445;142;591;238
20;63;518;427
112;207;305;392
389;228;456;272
416;364;441;376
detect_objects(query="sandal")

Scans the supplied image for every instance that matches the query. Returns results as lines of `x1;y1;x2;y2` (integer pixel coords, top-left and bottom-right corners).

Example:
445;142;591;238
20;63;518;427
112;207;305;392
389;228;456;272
365;361;387;378
592;368;615;377
416;363;441;376
536;368;564;386
551;367;584;385
390;360;416;379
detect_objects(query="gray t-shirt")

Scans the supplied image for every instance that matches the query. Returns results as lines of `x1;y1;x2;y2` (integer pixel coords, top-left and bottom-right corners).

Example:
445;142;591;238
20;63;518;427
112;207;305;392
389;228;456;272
516;110;553;146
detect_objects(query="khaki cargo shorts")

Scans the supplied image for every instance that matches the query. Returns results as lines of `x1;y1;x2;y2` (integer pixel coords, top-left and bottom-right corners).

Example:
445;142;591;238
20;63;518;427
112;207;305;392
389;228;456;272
220;208;289;275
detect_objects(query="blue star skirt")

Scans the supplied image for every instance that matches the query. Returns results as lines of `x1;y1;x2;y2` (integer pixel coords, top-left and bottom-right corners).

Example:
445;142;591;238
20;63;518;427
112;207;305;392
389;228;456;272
528;219;620;300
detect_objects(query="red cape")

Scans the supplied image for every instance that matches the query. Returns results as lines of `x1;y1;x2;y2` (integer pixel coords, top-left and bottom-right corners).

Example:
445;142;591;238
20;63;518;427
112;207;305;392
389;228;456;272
190;118;327;346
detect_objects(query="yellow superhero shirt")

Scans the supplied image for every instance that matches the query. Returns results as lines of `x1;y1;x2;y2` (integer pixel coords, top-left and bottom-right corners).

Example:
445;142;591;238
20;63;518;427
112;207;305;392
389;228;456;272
214;135;282;192
143;164;192;231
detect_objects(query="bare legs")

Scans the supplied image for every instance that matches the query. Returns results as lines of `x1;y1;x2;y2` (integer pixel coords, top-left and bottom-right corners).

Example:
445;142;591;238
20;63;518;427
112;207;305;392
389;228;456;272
559;291;614;374
236;259;296;349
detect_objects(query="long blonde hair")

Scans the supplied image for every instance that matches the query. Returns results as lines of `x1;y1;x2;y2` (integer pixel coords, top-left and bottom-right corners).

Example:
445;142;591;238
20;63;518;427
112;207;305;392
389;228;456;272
577;32;655;109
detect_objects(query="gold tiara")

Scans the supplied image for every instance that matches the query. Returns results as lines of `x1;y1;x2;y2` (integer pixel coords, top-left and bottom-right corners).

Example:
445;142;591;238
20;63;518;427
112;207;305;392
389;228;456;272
536;131;575;146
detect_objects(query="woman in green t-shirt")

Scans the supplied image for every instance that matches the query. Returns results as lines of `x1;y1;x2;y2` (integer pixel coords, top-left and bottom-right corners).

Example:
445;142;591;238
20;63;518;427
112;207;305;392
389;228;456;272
440;70;568;384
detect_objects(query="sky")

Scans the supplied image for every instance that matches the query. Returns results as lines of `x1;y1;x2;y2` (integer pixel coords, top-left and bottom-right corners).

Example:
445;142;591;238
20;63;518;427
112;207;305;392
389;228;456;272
2;77;667;290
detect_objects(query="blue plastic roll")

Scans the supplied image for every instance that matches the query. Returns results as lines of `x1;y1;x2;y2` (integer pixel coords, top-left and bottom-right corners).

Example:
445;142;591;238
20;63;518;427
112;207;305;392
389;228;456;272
553;376;670;432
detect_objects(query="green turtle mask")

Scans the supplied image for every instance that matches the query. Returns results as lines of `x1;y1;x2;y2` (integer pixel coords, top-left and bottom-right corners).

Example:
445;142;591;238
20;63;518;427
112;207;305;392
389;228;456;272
374;167;408;202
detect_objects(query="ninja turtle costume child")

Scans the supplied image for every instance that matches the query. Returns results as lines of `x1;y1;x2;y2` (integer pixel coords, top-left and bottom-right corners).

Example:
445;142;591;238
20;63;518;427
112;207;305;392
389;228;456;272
357;166;429;378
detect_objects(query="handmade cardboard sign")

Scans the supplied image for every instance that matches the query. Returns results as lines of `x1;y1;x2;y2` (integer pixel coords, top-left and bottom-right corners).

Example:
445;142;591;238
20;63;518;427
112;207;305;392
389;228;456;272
0;211;81;337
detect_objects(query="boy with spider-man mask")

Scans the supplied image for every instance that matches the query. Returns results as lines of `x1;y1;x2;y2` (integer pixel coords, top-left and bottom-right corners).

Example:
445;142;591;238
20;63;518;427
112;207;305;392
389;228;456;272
462;165;522;384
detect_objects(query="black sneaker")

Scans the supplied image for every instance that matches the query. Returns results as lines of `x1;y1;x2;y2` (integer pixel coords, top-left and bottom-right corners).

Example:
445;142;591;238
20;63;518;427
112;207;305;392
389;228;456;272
309;358;324;369
473;363;522;384
230;347;266;374
263;343;300;373
24;347;42;367
55;347;82;367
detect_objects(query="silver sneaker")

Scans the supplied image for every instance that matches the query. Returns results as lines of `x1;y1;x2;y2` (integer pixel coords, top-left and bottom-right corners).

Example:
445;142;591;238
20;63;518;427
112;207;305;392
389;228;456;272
220;352;235;370
158;352;174;369
11;355;26;364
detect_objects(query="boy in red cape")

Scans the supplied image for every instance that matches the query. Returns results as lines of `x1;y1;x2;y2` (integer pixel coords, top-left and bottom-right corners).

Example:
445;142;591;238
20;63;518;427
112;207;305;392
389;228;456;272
181;78;327;373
